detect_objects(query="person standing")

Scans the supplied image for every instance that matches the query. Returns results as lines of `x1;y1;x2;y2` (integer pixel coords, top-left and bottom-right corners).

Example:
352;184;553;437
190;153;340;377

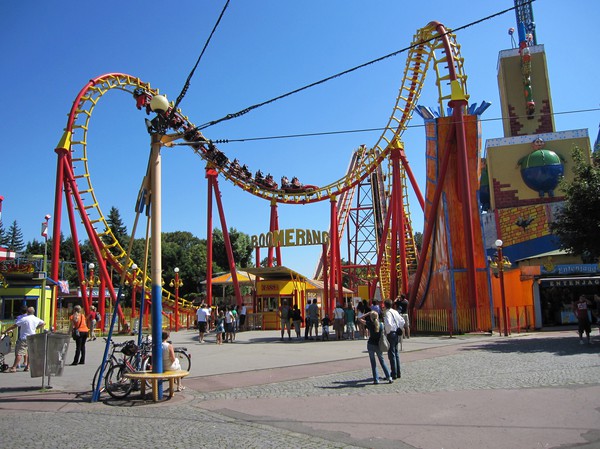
239;304;247;331
333;303;345;340
6;307;45;373
196;303;210;343
69;305;89;365
383;299;405;379
307;299;320;340
358;310;393;384
398;294;411;339
291;304;302;339
345;302;356;340
575;295;592;345
87;305;98;341
279;300;292;341
224;306;235;343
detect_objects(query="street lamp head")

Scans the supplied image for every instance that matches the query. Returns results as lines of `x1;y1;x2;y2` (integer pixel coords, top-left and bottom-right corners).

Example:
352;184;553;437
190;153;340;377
131;264;138;271
174;267;179;273
44;214;51;220
89;263;95;270
495;239;503;248
150;95;169;113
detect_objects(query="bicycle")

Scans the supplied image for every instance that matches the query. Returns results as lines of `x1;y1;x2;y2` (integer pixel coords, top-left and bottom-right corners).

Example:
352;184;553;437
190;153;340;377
104;339;191;399
92;338;147;393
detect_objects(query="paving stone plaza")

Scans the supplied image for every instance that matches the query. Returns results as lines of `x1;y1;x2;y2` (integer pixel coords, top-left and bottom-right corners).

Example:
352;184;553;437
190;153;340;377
0;328;599;449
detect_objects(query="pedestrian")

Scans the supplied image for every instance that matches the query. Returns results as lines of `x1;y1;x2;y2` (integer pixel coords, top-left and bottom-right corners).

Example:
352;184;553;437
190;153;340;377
575;295;592;345
333;303;345;340
356;301;367;340
371;299;382;316
291;304;302;339
5;306;45;373
224;306;235;343
345;301;356;340
239;304;247;331
307;298;320;340
279;300;292;341
196;302;210;343
321;314;331;340
161;331;184;391
398;294;411;339
304;301;311;340
69;305;89;365
215;309;225;345
383;298;405;379
231;306;238;342
358;310;393;385
87;305;98;341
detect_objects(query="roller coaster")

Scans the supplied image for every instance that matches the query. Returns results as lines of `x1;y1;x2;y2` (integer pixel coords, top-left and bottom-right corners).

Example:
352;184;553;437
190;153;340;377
50;21;492;332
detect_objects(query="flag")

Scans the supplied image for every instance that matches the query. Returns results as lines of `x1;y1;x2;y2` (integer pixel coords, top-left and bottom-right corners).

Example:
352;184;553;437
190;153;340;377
58;280;70;294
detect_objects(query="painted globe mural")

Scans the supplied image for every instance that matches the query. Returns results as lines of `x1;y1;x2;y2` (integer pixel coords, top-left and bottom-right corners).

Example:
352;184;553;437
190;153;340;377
517;148;564;197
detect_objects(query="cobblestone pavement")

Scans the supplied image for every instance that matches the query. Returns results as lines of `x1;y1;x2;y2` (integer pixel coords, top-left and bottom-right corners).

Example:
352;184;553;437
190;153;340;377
0;331;599;449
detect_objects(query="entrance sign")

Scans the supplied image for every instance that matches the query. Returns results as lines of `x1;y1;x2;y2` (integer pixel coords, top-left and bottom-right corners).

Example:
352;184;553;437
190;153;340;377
251;229;329;248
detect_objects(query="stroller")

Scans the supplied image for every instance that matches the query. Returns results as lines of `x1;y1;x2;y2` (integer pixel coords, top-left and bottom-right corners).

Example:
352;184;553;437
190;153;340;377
0;332;12;372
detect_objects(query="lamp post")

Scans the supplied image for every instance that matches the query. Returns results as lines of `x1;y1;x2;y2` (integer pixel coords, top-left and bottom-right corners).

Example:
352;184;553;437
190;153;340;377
170;267;183;332
41;214;51;328
495;239;510;336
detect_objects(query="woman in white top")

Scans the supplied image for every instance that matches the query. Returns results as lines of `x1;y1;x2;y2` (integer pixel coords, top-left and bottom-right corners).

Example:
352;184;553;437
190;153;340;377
161;331;183;391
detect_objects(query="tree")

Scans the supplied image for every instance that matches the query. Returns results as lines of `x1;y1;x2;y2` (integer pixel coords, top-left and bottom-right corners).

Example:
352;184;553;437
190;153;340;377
6;220;25;252
550;147;600;262
106;206;129;245
212;228;254;272
0;221;8;247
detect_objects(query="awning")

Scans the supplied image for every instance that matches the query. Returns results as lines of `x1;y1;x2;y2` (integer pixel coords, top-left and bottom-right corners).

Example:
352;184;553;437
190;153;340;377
200;270;256;286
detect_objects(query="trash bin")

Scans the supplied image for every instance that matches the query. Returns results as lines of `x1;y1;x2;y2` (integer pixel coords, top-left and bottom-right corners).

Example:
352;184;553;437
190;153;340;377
26;332;70;378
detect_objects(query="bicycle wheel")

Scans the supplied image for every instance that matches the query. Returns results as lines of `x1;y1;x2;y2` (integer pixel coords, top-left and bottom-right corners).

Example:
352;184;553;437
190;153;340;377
175;350;191;371
104;364;134;399
92;360;111;392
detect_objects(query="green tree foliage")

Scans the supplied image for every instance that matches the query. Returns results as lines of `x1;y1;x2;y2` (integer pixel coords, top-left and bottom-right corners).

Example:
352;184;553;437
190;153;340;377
212;228;254;272
0;221;9;247
106;206;129;246
161;231;207;298
550;147;600;262
7;220;25;252
414;231;423;252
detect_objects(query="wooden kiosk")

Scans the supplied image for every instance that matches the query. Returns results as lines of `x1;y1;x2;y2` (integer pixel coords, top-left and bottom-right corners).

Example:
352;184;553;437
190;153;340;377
244;266;308;330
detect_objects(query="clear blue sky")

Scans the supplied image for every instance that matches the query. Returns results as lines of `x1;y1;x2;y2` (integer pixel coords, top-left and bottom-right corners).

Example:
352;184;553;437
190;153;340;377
1;0;598;278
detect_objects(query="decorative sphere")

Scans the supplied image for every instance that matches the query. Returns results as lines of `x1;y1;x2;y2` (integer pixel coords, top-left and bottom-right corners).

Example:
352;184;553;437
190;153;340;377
518;149;564;193
150;95;169;113
495;239;503;248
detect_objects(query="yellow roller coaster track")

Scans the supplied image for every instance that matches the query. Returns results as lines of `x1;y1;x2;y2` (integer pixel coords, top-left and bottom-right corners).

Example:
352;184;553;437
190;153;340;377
61;22;467;309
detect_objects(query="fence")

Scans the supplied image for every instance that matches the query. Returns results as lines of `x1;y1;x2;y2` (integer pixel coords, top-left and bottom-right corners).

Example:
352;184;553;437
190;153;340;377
412;305;534;336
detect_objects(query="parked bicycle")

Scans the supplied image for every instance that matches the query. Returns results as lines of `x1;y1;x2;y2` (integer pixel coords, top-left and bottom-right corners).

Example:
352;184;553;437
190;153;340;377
103;337;191;399
92;338;148;394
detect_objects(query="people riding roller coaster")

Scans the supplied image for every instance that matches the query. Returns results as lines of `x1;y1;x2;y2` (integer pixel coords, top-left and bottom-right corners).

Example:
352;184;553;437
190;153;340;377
253;171;278;190
280;175;317;193
204;142;228;167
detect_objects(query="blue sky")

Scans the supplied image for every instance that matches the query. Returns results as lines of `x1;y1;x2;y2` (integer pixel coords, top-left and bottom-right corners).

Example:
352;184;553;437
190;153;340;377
1;0;598;278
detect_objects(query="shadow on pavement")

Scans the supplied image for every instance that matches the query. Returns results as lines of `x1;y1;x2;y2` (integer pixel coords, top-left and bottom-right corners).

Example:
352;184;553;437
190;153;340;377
458;333;600;356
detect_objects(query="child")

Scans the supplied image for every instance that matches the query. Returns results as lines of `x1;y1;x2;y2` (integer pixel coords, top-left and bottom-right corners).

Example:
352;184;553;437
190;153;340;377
215;310;225;345
161;331;184;391
321;314;331;340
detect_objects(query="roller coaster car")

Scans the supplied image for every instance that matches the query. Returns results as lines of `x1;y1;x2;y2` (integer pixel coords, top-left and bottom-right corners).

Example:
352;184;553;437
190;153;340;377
133;88;153;114
280;176;316;193
166;109;186;131
204;144;228;167
229;160;252;180
254;171;278;190
183;125;206;149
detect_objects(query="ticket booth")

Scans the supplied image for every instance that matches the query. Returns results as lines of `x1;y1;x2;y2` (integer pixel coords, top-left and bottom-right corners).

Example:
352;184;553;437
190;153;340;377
245;266;308;330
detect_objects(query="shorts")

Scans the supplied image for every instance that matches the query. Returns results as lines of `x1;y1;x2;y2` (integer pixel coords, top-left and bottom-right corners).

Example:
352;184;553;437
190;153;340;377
198;322;207;333
401;313;410;326
16;339;28;356
225;323;234;333
281;319;291;329
346;322;356;333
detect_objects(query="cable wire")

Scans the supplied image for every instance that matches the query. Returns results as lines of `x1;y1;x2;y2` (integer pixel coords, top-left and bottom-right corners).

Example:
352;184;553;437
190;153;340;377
196;0;536;131
168;0;231;123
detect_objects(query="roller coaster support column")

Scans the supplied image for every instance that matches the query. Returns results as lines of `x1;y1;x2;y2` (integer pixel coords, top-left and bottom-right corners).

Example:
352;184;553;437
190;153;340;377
449;81;480;330
329;196;342;315
321;243;329;313
207;168;243;306
390;141;410;298
206;168;214;306
149;132;164;391
268;199;282;266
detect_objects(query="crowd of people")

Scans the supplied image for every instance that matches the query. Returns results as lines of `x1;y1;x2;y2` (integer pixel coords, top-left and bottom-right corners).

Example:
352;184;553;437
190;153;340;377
195;303;247;344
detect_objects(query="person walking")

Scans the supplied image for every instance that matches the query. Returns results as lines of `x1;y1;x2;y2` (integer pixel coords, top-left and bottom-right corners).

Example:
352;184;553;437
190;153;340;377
383;299;405;379
239;304;247;331
345;302;356;340
87;305;98;341
69;305;89;365
358;310;393;384
398;294;411;339
5;307;45;373
196;303;210;343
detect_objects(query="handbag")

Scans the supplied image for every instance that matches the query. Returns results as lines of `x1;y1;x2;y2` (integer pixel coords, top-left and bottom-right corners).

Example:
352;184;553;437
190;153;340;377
378;323;390;352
